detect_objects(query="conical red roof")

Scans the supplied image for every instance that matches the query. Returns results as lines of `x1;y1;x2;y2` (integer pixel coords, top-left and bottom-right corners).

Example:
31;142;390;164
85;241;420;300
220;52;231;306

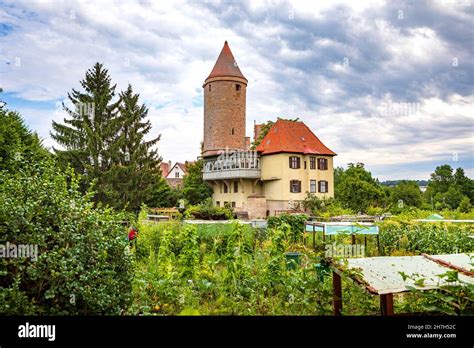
206;41;247;82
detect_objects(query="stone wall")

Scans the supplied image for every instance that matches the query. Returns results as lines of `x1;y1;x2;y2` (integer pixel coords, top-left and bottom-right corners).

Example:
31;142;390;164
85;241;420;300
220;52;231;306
243;194;267;219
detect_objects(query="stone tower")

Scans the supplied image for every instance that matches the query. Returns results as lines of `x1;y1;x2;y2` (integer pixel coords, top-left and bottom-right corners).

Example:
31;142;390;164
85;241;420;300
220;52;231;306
202;41;247;157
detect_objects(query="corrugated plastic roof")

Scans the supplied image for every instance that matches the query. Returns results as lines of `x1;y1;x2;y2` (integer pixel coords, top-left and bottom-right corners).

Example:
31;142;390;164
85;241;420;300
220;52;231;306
333;253;474;295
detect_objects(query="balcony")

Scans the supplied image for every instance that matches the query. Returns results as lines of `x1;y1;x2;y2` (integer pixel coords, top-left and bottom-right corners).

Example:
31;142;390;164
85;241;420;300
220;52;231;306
203;151;261;180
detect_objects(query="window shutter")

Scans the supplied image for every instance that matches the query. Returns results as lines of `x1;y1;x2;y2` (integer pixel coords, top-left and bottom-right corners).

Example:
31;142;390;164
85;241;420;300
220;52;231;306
318;181;321;192
289;157;292;168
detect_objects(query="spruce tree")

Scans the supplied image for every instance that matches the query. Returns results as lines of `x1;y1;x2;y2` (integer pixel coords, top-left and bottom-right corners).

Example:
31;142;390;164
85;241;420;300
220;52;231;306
51;62;120;204
106;84;162;211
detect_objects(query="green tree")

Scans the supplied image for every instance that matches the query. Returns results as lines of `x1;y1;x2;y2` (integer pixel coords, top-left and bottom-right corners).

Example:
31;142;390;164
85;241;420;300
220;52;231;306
105;84;162;211
458;196;472;213
335;163;387;212
426;165;473;209
51;62;120;204
390;180;423;208
0;108;49;171
427;165;454;197
438;186;464;210
182;159;213;205
0;160;132;315
453;167;474;203
146;177;181;208
251;120;274;149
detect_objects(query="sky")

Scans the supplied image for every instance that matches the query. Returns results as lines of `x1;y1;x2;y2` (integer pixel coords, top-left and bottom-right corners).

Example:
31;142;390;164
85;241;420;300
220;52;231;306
0;0;473;181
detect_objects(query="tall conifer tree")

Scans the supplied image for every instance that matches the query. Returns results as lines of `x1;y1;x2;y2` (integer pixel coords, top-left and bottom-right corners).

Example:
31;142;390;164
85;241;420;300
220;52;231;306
106;84;162;210
51;63;120;204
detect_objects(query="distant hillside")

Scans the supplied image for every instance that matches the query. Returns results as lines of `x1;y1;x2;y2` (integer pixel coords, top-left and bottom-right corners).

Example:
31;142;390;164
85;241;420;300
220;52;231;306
380;179;429;187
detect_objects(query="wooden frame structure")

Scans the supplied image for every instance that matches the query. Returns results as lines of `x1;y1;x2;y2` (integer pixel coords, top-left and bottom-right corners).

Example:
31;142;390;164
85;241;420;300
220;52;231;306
305;221;380;253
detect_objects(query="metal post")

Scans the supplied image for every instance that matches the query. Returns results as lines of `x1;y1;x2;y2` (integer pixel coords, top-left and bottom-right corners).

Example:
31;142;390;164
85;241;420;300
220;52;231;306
313;224;316;250
333;271;342;316
380;293;394;316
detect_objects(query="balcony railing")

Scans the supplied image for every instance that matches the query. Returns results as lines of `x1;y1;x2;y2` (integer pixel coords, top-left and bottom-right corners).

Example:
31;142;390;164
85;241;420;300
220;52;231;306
203;151;261;180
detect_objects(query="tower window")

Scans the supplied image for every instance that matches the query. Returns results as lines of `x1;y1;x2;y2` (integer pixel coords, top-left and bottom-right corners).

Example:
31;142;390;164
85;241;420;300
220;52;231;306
209;84;211;91
236;84;241;91
231;128;234;135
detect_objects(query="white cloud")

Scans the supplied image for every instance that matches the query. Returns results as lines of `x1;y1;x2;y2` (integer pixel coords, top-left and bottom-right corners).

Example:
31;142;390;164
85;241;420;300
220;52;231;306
1;0;472;178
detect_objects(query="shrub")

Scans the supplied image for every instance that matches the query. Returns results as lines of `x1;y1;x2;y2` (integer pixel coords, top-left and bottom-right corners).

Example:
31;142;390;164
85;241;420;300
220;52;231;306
458;196;472;213
184;199;233;220
0;160;133;315
267;213;308;243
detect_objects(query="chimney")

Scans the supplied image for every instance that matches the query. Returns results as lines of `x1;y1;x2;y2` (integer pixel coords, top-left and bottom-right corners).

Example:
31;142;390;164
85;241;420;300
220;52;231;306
168;160;172;168
254;122;263;143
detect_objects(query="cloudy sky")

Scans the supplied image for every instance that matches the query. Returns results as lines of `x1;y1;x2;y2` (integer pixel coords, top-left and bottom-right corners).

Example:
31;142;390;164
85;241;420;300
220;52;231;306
1;0;473;180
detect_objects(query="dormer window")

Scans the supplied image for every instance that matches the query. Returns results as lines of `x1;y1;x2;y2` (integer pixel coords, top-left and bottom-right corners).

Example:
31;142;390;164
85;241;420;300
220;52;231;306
236;84;241;91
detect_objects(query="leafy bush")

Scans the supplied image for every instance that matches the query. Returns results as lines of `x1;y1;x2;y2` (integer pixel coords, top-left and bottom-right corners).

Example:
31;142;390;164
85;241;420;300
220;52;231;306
378;220;474;256
184;199;233;220
267;213;308;243
458;196;472;213
0;160;133;315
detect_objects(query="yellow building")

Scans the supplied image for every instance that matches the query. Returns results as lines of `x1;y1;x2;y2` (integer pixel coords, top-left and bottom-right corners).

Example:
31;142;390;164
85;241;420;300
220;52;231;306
202;42;336;218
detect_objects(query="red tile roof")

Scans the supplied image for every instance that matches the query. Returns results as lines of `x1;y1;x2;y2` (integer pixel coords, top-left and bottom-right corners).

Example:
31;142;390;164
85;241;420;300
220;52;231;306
206;41;247;82
256;119;336;156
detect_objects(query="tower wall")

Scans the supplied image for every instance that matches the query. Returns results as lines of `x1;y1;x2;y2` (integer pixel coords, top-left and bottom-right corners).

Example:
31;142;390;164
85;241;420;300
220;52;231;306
203;76;247;156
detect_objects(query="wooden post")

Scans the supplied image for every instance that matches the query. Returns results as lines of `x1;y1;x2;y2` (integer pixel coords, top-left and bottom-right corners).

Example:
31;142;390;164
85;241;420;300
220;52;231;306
333;271;342;316
380;293;394;316
351;234;356;245
377;235;381;255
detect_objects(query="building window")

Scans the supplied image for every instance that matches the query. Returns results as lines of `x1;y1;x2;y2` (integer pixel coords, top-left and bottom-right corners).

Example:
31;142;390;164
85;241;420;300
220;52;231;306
236;84;241;91
318;180;328;193
310;180;317;193
231;201;236;208
234;181;238;193
216;201;220;207
175;172;179;178
289;156;300;169
304;161;307;169
318;158;328;170
223;183;228;193
290;180;302;193
310;156;316;169
209;84;211;91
